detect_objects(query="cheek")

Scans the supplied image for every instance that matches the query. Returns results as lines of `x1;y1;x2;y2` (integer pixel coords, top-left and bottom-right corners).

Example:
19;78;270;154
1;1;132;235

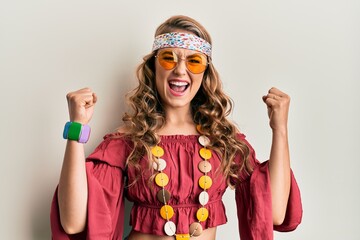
154;75;162;94
155;61;167;80
193;74;204;89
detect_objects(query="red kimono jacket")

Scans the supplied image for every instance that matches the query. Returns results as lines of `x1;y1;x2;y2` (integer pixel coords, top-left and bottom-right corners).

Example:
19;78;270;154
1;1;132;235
51;133;302;239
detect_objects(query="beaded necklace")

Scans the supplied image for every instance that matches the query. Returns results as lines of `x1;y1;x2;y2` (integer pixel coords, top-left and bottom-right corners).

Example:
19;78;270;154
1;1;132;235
151;125;213;240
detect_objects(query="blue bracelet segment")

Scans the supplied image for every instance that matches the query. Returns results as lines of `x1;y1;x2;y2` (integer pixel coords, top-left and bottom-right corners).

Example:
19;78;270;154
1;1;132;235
63;122;72;139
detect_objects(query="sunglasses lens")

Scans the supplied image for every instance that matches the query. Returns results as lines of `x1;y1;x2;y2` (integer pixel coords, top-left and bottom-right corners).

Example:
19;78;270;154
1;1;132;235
157;51;177;70
157;50;208;74
186;54;207;74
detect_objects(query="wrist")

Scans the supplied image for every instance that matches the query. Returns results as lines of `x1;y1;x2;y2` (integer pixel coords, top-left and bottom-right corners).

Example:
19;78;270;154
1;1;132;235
271;127;288;136
63;121;91;143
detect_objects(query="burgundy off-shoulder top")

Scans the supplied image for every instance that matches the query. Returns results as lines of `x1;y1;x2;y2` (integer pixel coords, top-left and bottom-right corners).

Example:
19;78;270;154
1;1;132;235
50;133;302;240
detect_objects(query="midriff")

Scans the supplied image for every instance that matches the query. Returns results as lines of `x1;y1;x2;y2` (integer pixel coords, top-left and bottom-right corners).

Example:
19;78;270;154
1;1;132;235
127;227;217;240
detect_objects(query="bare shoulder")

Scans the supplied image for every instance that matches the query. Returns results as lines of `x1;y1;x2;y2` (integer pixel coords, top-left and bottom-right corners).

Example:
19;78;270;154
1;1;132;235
115;124;131;135
103;125;132;141
230;121;241;134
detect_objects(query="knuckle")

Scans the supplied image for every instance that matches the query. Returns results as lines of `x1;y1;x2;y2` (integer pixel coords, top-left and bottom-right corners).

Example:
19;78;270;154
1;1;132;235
284;96;290;104
83;87;92;93
66;92;74;100
66;91;83;103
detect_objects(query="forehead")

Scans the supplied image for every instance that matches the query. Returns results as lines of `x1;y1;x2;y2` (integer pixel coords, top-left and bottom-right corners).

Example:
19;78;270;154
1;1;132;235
159;47;204;56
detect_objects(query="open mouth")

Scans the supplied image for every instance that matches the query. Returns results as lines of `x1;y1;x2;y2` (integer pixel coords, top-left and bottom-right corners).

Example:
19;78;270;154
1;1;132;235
168;81;189;93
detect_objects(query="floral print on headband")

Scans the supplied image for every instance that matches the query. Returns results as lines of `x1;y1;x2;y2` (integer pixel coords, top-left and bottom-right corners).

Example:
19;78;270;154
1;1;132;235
152;32;212;57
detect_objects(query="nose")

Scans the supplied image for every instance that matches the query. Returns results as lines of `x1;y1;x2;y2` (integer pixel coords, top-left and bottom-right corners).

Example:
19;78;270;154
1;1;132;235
173;57;187;75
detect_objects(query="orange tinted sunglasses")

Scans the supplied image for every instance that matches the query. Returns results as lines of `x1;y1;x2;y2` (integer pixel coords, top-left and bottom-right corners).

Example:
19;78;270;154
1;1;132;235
156;50;208;74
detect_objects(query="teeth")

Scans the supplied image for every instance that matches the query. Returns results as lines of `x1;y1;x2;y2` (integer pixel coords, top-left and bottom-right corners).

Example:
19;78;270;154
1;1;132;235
169;81;188;86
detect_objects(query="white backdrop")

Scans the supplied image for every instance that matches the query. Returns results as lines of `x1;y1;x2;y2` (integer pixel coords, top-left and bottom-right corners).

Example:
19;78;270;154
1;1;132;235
1;0;359;239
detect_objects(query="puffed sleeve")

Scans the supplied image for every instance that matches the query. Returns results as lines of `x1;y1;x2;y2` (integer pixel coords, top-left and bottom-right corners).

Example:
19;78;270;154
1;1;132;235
50;134;131;240
234;134;303;240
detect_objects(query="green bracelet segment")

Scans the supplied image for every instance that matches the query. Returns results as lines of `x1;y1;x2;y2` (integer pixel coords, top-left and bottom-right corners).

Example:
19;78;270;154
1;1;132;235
67;122;82;141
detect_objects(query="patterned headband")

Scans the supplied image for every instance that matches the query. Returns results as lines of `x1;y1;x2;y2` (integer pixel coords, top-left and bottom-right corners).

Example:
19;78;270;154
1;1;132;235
152;32;212;57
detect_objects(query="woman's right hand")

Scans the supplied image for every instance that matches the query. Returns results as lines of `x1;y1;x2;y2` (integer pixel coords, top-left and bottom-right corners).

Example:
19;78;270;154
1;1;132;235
66;88;97;124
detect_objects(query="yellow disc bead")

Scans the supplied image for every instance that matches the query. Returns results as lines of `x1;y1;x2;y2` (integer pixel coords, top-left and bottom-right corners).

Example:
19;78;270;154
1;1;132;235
199;148;212;160
176;233;190;240
160;204;174;220
155;172;169;187
199;175;212;190
151;146;164;157
196;207;209;222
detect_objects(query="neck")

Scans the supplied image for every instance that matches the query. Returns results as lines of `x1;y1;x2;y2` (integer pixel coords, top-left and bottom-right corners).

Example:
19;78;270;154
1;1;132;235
157;106;198;135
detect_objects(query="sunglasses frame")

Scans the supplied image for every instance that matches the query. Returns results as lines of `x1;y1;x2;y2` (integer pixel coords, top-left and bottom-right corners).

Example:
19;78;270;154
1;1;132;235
155;49;209;74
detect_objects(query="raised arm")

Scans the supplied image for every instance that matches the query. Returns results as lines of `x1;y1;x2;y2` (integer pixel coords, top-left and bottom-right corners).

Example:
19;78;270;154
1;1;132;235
262;87;291;225
57;88;97;234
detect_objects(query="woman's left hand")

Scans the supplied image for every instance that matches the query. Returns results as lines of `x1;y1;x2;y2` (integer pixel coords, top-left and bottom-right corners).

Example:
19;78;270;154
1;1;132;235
262;87;290;131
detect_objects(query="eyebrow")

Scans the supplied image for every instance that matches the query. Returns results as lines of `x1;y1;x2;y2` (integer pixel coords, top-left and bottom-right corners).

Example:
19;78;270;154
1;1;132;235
160;49;203;57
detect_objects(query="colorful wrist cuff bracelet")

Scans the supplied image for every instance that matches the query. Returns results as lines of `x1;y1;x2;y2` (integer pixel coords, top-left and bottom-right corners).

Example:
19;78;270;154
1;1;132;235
63;121;91;143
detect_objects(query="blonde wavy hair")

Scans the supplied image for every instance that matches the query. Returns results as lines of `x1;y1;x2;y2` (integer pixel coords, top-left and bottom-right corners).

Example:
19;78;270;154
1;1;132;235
122;15;252;187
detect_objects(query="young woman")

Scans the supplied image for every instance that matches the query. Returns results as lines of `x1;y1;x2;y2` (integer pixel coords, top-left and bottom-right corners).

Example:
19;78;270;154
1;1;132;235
51;15;302;240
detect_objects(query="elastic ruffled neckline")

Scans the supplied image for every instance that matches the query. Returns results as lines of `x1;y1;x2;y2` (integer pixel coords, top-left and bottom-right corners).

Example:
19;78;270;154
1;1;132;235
159;134;200;142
